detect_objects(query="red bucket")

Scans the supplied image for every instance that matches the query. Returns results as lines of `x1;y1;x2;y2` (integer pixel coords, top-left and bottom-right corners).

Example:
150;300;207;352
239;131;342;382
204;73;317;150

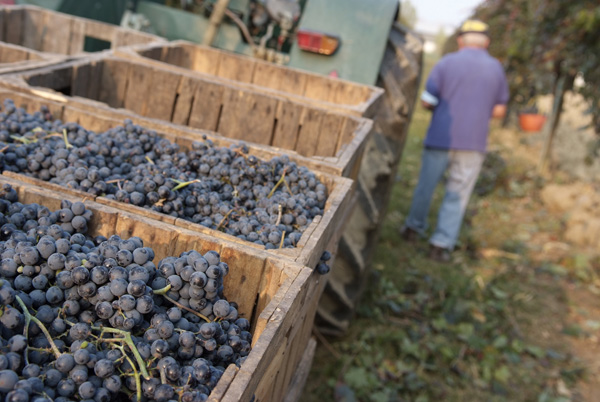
519;113;546;132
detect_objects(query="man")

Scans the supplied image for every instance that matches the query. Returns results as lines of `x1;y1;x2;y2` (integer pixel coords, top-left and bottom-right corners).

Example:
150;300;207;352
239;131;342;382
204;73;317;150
401;19;509;262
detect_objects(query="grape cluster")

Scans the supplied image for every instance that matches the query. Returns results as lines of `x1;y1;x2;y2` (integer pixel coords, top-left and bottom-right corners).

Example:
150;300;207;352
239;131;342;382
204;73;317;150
0;99;328;249
0;184;253;401
315;250;332;275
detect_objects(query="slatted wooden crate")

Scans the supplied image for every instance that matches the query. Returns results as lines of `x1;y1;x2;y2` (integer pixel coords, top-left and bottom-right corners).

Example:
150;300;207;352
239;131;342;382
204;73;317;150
0;41;61;74
115;40;383;118
0;5;164;56
0;54;372;178
0;173;322;402
0;89;354;270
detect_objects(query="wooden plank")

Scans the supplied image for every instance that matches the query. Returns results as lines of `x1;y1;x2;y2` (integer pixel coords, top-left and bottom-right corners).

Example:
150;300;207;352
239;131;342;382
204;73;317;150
82;19;114;45
138;45;163;61
315;112;344;157
250;61;284;90
163;45;184;67
220;246;267;322
123;63;152;115
187;80;224;131
251;336;288;402
145;69;181;121
294;107;324;156
165;44;194;70
190;44;220;75
224;268;313;402
68;19;86;55
278;68;309;96
97;60;128;108
86;61;104;102
217;52;256;83
71;63;92;99
303;75;334;102
0;47;26;64
21;8;46;51
41;13;72;54
252;260;287;340
114;211;178;260
252;270;295;344
329;79;360;105
218;88;277;144
271;100;302;149
283;338;317;402
337;116;359;153
171;75;199;126
5;8;24;46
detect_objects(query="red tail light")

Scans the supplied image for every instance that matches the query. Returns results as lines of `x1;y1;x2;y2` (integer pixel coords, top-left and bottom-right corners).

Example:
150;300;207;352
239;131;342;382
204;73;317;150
296;29;340;56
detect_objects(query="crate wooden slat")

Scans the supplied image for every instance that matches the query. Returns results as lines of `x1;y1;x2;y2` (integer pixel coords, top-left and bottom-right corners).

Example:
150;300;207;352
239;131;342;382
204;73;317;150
0;54;373;179
115;40;384;118
0;89;354;269
0;40;61;74
0;5;164;57
0;173;323;402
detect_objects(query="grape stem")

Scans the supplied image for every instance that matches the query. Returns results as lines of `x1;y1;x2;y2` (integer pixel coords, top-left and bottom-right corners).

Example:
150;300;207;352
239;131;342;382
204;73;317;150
268;169;288;198
145;156;155;165
217;208;236;230
10;135;35;145
62;129;73;149
161;294;211;323
159;365;168;385
0;145;8;153
152;284;172;295
115;343;142;401
170;179;201;191
106;178;125;184
279;230;286;249
15;295;62;359
275;204;282;226
93;325;151;380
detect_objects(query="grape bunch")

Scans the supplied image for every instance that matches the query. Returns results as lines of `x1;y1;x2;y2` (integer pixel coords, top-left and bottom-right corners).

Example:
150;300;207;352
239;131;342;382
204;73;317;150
314;250;332;275
0;184;253;401
0;99;329;250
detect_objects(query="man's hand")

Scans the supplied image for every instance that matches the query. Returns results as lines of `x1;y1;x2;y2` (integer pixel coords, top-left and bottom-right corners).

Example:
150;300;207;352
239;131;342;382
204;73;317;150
421;100;435;111
492;104;507;119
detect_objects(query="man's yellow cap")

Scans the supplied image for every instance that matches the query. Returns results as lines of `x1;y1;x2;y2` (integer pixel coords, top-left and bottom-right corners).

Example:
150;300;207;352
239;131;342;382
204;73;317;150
459;20;489;36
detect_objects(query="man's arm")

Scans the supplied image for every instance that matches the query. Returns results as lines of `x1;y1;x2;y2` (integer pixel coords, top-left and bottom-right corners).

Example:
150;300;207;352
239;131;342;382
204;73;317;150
421;90;438;111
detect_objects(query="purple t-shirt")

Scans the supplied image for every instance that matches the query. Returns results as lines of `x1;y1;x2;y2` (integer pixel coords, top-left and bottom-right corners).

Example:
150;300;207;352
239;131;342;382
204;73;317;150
423;48;509;152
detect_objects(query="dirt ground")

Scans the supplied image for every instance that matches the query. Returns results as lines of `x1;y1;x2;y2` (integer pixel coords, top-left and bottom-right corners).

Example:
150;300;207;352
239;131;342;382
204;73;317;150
490;93;600;400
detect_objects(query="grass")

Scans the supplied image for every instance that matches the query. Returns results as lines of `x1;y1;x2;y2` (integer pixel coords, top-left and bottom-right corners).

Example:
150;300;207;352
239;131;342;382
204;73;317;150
302;54;599;402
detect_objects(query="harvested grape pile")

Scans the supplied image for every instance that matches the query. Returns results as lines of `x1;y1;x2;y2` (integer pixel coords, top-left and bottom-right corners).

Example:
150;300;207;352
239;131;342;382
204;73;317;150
0;99;328;249
0;184;252;402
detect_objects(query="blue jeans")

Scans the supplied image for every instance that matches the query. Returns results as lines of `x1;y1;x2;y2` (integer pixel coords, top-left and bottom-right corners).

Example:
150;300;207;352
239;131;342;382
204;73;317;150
404;148;485;250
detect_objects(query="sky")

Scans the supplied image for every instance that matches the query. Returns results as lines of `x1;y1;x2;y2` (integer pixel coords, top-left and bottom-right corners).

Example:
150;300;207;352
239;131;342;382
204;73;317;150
411;0;483;35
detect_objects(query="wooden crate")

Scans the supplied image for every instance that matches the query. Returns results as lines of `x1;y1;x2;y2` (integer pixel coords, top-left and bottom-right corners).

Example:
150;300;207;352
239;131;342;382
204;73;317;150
0;89;355;269
0;173;327;402
0;41;61;74
115;40;384;118
0;5;164;56
0;54;373;178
